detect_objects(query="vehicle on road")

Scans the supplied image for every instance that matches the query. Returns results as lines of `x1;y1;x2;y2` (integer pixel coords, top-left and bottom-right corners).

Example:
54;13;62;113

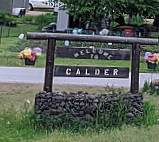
29;0;53;10
0;0;28;17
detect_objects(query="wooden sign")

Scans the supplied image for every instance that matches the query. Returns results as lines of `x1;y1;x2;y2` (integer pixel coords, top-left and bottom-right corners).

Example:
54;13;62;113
56;47;131;60
54;65;129;78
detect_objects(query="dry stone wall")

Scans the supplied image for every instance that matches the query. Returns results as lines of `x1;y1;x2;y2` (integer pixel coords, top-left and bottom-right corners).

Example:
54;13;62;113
35;91;143;122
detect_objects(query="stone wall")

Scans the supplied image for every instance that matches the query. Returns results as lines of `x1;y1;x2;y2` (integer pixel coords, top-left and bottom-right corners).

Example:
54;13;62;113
35;91;143;122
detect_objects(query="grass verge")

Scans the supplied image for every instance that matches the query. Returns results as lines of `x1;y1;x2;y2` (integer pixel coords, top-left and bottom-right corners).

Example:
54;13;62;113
0;83;159;142
0;22;159;73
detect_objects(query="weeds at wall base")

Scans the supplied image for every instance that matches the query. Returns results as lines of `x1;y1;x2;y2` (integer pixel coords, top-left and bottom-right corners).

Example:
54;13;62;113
35;100;158;133
142;80;159;96
0;100;158;142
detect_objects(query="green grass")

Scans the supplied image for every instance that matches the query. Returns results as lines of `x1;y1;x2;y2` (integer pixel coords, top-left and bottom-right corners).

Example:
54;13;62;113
0;35;159;73
0;22;159;73
34;8;53;12
0;24;40;38
28;125;159;142
0;83;159;142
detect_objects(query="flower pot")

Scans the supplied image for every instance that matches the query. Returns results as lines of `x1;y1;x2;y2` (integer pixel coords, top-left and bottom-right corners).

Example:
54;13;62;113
147;62;157;70
25;59;36;65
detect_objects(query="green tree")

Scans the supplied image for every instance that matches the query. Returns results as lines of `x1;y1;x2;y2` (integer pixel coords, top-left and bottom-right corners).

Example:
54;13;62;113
60;0;110;29
0;12;10;42
122;0;159;24
60;0;159;28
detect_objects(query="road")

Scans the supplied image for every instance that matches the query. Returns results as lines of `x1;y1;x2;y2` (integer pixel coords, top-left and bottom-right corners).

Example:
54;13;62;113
0;66;159;88
26;11;53;16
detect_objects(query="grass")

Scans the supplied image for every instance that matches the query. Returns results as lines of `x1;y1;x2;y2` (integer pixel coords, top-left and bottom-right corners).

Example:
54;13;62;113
142;80;159;96
0;24;40;38
0;32;157;72
1;11;159;142
34;8;53;12
0;83;159;142
28;125;159;142
0;16;159;72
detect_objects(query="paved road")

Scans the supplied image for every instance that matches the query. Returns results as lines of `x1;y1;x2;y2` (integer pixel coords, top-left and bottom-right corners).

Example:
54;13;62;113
0;66;159;88
26;11;53;16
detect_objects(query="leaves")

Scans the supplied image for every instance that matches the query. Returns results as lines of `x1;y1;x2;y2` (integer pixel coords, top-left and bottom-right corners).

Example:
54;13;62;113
60;0;159;29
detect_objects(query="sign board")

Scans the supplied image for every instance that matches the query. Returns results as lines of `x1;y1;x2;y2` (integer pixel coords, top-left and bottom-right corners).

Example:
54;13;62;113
56;47;131;60
54;65;129;78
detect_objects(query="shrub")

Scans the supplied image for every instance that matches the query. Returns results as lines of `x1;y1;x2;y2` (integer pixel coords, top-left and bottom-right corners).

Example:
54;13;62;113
142;81;150;92
34;14;57;29
142;80;159;95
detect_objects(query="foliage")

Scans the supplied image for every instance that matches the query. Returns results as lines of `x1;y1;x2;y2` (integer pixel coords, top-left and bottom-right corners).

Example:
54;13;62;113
142;80;159;95
104;85;126;94
149;86;159;95
0;99;158;142
142;81;150;93
0;12;16;25
125;15;145;25
141;45;159;53
0;24;39;38
60;0;159;29
0;108;51;142
17;15;35;23
121;0;159;18
0;12;11;23
0;12;16;38
34;13;57;29
0;83;159;142
142;101;158;126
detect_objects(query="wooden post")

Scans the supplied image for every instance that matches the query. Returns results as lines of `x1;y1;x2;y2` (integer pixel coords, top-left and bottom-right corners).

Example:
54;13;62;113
44;39;56;92
130;44;140;94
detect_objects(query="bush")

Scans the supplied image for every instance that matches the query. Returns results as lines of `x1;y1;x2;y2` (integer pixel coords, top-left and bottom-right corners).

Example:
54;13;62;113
142;80;159;95
34;13;57;29
142;81;150;93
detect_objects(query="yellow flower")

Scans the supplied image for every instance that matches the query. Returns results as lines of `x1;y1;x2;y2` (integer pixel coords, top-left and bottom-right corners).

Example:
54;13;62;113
24;48;31;56
34;51;41;56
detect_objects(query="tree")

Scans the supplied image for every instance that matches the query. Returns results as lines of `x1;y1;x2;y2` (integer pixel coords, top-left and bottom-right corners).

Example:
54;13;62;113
0;12;10;43
60;0;108;29
121;0;159;24
60;0;159;28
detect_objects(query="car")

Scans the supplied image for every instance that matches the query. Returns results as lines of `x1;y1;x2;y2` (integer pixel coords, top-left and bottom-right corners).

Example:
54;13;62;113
29;0;53;10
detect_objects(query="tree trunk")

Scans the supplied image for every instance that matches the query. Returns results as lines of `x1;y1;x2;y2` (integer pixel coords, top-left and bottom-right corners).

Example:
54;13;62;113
128;15;132;24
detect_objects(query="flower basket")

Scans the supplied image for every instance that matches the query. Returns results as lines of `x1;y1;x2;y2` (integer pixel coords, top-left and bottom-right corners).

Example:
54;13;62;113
147;62;157;70
24;58;36;65
18;47;42;66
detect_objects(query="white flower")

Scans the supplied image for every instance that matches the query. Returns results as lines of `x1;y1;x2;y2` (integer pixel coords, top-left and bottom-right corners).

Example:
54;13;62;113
7;121;11;125
26;99;31;104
